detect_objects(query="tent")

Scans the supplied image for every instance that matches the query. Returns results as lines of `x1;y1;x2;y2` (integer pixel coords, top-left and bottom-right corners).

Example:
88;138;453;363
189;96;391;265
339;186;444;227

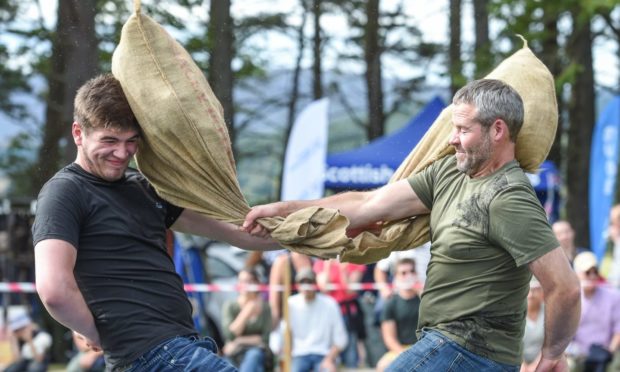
325;96;446;190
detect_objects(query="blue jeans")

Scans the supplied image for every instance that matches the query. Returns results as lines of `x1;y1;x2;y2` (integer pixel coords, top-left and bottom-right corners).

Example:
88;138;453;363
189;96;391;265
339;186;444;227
292;354;326;372
118;335;237;371
386;329;519;372
238;347;265;372
341;327;358;367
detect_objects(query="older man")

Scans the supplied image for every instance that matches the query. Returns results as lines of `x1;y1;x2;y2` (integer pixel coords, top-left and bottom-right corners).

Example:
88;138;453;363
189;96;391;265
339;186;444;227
244;79;581;371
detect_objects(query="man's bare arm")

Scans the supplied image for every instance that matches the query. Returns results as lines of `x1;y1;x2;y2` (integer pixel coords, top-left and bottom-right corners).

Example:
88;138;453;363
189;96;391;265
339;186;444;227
172;210;280;251
243;179;429;235
35;239;101;349
528;247;581;370
381;320;405;353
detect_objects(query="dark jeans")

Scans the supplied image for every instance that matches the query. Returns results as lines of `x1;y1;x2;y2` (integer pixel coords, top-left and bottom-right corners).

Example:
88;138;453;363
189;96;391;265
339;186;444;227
4;359;47;372
117;336;236;372
386;329;519;372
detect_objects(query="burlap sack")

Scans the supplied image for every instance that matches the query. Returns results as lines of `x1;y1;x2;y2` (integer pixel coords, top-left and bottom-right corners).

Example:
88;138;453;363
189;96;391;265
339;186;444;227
111;1;556;263
111;1;349;258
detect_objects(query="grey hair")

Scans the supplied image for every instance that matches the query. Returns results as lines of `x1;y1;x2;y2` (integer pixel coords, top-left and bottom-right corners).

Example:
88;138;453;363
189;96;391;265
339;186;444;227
452;79;524;142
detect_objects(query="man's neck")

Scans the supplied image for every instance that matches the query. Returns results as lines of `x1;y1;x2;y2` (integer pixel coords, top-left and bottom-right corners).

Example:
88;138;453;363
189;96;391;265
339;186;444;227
398;290;417;300
470;143;516;178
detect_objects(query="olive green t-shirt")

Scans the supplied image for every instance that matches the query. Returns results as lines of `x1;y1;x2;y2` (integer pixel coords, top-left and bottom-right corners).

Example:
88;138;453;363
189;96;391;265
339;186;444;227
408;155;559;365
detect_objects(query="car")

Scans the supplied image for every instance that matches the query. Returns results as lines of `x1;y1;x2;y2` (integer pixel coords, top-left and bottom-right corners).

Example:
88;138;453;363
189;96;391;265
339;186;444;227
173;234;267;348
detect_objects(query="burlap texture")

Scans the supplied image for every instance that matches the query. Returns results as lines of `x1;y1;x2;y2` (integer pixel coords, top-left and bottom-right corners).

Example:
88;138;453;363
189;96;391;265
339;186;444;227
111;5;347;258
111;4;556;263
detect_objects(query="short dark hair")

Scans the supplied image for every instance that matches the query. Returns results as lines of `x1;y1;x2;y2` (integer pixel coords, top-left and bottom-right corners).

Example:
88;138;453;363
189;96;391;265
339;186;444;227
396;258;416;272
73;73;140;133
453;79;524;142
240;267;261;283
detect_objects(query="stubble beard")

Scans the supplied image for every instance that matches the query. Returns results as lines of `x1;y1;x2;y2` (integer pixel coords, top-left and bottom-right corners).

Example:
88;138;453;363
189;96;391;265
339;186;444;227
455;134;492;176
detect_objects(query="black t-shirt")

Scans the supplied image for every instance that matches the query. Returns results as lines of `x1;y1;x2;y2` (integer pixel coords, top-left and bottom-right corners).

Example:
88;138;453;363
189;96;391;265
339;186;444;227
32;164;195;367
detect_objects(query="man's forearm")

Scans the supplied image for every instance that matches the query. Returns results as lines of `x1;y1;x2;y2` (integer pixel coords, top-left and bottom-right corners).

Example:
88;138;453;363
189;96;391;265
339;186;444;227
609;333;620;353
38;281;99;342
325;345;341;361
541;285;581;358
274;192;371;227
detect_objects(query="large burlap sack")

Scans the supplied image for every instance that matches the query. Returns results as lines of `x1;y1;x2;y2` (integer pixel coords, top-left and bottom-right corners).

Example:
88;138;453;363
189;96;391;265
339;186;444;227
111;1;349;258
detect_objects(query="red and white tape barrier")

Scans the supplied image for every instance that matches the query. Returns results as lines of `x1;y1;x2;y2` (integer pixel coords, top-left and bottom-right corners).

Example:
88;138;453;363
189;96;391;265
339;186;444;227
0;282;423;294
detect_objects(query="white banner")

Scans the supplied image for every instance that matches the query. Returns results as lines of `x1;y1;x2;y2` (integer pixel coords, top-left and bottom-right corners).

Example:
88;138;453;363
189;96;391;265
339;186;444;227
281;98;329;201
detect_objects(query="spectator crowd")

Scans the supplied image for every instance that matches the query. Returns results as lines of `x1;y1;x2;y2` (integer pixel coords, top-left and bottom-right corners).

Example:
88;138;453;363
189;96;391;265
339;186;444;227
2;212;620;372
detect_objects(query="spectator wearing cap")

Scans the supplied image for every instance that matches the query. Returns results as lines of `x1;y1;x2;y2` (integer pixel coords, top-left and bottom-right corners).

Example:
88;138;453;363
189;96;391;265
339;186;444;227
521;278;545;372
566;251;620;372
283;267;348;372
4;310;52;372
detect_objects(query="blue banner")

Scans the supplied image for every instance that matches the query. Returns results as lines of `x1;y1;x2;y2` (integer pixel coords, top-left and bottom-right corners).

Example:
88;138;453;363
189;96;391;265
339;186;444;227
589;96;620;260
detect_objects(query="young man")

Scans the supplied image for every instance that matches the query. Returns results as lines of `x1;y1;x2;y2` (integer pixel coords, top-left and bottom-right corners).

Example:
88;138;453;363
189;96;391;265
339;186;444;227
33;74;277;371
286;268;348;372
376;258;421;372
243;79;581;371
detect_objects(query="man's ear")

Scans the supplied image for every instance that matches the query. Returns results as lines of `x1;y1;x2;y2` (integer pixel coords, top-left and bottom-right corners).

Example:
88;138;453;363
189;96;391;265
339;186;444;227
491;119;509;141
72;122;83;145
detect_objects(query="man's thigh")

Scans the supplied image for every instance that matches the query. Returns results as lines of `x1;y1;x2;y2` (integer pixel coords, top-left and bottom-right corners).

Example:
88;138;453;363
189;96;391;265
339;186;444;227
292;354;324;372
386;330;518;372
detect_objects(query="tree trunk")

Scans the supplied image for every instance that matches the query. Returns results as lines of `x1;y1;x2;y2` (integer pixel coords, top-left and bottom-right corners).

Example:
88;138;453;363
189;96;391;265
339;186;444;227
566;11;595;248
276;0;308;199
472;0;492;77
365;0;384;140
35;0;98;191
312;0;323;100
208;0;235;153
539;10;563;166
449;0;463;96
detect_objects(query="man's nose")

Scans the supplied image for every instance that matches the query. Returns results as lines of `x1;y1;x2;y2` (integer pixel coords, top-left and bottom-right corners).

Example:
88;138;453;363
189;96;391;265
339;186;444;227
113;143;134;159
448;131;459;146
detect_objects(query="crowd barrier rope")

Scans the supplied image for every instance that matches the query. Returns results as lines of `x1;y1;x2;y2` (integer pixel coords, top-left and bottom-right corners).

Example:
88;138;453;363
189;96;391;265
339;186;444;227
0;281;425;293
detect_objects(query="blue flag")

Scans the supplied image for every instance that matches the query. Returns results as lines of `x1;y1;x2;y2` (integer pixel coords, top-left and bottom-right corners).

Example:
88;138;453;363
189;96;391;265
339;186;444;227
589;96;620;260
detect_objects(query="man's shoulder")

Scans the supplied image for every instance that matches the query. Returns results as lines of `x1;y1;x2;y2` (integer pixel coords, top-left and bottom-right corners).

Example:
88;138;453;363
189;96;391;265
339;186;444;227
499;161;532;187
597;285;620;301
40;164;84;194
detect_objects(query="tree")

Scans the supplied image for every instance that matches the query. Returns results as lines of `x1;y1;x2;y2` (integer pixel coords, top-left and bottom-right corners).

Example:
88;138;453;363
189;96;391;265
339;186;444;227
473;0;493;77
312;0;324;99
565;6;595;247
34;0;98;192
333;0;440;142
276;0;310;199
208;0;236;152
490;0;566;165
449;0;464;95
364;0;384;140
